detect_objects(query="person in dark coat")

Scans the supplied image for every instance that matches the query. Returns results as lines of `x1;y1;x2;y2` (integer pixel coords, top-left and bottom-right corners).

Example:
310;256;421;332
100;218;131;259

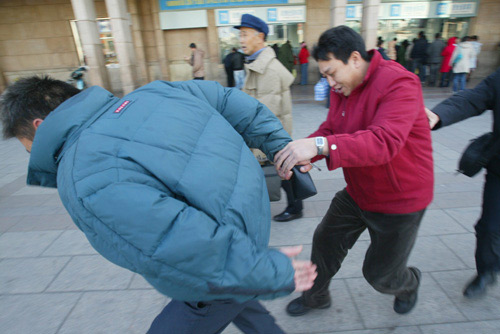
223;49;236;87
410;31;429;83
232;47;246;89
278;40;295;73
426;33;446;86
397;40;410;68
426;68;500;298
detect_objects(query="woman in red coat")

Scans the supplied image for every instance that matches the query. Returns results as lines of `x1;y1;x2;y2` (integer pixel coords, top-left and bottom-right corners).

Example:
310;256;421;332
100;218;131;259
440;37;457;87
298;42;310;85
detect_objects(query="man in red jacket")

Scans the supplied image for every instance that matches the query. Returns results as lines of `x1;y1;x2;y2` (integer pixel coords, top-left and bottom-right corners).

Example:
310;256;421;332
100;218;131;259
275;26;434;316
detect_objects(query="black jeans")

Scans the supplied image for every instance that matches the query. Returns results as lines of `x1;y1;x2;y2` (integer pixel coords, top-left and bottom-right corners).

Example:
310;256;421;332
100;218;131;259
303;189;425;305
148;299;285;334
475;167;500;274
282;179;303;213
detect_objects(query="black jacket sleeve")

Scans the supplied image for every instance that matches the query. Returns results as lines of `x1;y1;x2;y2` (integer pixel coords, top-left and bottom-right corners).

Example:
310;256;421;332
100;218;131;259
432;69;500;130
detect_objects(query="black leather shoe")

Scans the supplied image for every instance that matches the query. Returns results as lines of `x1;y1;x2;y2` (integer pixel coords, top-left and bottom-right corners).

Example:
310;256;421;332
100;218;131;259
286;295;331;317
273;210;303;222
463;272;497;298
394;267;421;314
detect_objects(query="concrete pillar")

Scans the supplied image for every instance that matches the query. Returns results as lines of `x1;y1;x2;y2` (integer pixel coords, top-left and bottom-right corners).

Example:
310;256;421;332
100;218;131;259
105;0;138;94
330;0;347;27
150;0;170;81
127;0;148;85
361;0;380;50
70;0;110;89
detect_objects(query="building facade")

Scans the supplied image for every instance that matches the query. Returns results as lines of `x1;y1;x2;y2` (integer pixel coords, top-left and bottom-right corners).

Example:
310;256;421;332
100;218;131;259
0;0;499;94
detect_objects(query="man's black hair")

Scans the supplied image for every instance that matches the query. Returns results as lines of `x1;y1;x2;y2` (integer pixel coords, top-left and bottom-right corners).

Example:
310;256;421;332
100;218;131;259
435;33;441;39
312;25;369;64
189;43;196;48
462;36;470;42
0;76;80;140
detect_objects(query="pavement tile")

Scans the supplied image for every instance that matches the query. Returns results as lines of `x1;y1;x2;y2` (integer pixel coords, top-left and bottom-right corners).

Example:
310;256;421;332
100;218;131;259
0;230;63;258
439;233;476;269
58;290;167;334
128;273;154;290
418;209;468;237
409;235;468;272
0;292;81;334
47;255;134;292
8;214;74;232
347;273;466;328
269;217;321;247
444;207;481;232
431;270;500;322
419;320;500;334
0;256;70;293
432;191;482;209
0;216;22;233
42;230;98;256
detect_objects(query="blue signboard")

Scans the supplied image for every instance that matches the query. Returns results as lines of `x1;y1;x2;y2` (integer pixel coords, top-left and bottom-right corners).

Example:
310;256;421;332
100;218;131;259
160;0;289;11
390;4;401;17
436;3;447;15
346;5;356;18
267;8;277;22
219;10;229;24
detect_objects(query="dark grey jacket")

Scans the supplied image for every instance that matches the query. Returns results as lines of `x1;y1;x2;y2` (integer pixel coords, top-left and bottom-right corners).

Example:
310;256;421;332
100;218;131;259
427;39;446;64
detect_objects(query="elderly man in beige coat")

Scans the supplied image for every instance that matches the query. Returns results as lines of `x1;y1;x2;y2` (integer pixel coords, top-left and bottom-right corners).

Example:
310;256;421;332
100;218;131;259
235;14;302;222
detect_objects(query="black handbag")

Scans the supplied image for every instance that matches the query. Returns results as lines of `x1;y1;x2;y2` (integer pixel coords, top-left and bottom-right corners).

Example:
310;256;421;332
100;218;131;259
262;164;281;202
458;132;500;177
290;166;318;200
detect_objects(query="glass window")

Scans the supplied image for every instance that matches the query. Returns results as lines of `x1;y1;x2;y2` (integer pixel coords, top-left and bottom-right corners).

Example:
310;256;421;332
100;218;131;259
70;18;117;66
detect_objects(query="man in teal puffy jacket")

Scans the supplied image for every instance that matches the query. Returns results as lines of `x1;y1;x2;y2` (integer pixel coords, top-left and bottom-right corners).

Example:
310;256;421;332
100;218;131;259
0;76;317;334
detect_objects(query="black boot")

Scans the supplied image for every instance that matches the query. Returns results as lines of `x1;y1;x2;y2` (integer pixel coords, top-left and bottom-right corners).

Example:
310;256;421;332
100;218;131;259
274;180;303;222
463;272;497;298
286;294;331;317
394;267;421;314
273;209;303;222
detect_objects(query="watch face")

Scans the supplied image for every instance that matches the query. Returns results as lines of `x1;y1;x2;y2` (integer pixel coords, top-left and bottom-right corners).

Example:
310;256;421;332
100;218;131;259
316;137;325;146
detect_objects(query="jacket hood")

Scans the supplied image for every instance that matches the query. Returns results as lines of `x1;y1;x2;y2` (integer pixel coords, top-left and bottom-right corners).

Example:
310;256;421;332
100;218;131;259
27;86;117;188
447;37;457;46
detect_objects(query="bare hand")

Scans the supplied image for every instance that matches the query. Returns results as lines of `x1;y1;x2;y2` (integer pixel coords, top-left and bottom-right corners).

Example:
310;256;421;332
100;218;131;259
274;138;317;179
280;245;317;292
425;107;440;129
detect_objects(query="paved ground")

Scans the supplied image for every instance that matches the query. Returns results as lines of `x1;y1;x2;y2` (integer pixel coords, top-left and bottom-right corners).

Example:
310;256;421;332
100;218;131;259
1;79;499;334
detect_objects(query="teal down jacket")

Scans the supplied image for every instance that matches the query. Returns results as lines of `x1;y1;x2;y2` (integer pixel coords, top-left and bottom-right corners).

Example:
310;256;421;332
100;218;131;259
27;80;295;302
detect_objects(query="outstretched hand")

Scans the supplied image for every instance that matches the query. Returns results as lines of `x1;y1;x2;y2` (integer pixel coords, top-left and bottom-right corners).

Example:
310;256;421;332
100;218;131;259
274;138;317;179
280;245;317;292
425;107;440;129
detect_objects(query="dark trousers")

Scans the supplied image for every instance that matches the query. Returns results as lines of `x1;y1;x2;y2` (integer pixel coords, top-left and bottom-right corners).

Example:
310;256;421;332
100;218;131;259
412;58;426;83
428;63;440;86
147;299;285;334
225;68;235;87
282;179;303;213
194;77;204;80
303;189;425;305
439;72;452;87
475;169;500;274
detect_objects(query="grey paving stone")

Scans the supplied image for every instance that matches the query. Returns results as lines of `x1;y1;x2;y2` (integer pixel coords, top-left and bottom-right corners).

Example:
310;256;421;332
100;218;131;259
418;209;468;237
431;270;500;322
128;273;154;290
42;230;97;256
409;235;468;272
439;233;476;269
0;256;70;293
12;185;58;196
260;279;364;333
0;292;81;334
0;230;63;258
347;273;466;328
58;290;167;334
419;320;500;334
47;255;134;292
0;216;22;233
432;191;482;209
8;214;74;232
444;207;481;232
318;327;422;334
269;217;320;247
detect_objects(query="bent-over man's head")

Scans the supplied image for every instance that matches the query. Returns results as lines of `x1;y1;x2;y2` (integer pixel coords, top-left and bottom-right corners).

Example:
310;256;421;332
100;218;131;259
313;25;371;97
0;76;80;152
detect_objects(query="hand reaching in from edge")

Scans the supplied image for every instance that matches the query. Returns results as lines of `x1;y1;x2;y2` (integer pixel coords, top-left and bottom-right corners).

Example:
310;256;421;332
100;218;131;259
425;107;440;129
280;245;317;292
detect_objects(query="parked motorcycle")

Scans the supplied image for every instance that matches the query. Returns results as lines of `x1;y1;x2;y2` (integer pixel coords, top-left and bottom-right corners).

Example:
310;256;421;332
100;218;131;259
67;66;87;90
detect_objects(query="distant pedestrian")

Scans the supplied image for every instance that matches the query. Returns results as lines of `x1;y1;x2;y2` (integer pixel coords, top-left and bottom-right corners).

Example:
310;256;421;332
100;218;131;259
223;49;236;87
377;37;390;60
278;40;295;73
232;48;246;89
397;40;410;68
468;35;482;81
298;42;310;85
439;37;457;87
236;14;303;222
387;38;397;61
410;31;429;83
450;36;474;93
426;33;446;86
184;43;205;80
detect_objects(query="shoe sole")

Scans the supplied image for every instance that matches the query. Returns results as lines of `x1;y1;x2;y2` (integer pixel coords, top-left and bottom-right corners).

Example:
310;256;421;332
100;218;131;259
273;213;304;222
286;301;331;317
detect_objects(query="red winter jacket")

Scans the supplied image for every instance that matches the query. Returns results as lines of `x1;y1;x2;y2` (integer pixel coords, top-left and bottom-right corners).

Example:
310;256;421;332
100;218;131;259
310;50;433;214
298;47;310;64
440;37;457;73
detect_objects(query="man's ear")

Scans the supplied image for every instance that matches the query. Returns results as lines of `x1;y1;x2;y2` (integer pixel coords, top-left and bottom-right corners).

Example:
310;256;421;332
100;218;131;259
32;118;43;130
350;51;362;68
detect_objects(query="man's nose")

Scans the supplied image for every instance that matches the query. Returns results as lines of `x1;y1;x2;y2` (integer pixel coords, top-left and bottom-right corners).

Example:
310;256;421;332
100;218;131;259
327;77;336;87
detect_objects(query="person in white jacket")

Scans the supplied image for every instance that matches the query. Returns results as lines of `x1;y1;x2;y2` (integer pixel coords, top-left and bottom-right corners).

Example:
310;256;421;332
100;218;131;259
450;36;474;93
468;35;482;81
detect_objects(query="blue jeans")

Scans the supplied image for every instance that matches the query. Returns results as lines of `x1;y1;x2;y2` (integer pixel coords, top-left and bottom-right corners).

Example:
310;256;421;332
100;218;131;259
147;299;285;334
300;63;308;85
453;73;466;92
412;58;426;83
234;70;245;90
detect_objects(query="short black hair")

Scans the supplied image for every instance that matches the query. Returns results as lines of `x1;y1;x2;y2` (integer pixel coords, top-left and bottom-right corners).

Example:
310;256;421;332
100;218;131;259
435;33;441;39
0;76;80;140
312;25;369;64
189;43;196;48
462;36;470;42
